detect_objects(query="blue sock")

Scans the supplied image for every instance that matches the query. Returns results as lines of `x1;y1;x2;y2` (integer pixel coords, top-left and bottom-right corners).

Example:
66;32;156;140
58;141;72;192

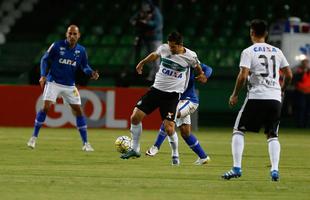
76;116;88;144
233;167;242;173
182;133;207;159
32;110;46;137
154;123;167;149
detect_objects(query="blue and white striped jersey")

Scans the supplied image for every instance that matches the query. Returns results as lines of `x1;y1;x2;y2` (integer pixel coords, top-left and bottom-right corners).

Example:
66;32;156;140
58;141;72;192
40;40;93;86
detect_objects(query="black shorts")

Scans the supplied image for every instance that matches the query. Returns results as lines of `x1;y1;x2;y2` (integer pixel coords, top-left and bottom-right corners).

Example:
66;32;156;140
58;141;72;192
234;99;282;135
135;87;180;121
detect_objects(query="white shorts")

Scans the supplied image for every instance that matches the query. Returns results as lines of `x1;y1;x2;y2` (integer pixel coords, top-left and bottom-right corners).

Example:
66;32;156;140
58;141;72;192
42;82;81;105
175;100;199;127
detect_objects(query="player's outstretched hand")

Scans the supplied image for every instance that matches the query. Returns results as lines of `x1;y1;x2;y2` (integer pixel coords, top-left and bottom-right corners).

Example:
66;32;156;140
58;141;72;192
229;95;238;107
39;76;46;89
91;70;99;80
195;73;208;83
136;63;144;74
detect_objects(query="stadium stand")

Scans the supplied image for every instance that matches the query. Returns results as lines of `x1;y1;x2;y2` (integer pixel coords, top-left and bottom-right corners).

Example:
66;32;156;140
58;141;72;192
1;0;309;126
0;0;73;83
0;0;309;86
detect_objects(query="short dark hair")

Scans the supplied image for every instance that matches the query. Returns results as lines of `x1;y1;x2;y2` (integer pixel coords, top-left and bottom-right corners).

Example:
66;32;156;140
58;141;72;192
168;31;183;45
250;19;268;37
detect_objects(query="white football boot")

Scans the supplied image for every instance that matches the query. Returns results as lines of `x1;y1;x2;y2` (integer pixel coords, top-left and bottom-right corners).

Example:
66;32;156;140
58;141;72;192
27;136;37;149
145;145;159;156
194;156;211;165
82;142;94;152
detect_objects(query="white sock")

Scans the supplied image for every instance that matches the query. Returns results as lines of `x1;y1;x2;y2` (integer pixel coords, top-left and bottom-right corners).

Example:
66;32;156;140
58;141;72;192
168;131;179;157
268;137;280;171
232;131;244;168
130;123;142;152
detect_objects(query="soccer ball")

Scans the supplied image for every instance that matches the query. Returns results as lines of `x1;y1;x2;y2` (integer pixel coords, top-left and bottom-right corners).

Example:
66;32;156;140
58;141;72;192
115;136;132;153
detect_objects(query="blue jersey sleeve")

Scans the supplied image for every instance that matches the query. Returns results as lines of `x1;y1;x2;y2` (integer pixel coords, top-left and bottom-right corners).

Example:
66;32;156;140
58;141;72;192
80;50;93;76
40;43;56;76
201;63;213;78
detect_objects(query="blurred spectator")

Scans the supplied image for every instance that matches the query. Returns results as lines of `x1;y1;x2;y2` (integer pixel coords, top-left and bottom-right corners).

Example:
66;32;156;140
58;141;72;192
130;0;163;82
292;57;310;128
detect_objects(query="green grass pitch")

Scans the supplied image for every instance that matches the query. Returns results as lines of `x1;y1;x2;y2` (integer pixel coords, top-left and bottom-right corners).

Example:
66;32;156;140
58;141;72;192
0;127;309;200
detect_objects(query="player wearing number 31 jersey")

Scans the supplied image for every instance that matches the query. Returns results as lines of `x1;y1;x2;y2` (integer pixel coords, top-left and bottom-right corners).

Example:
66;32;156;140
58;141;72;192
222;19;293;181
241;39;288;102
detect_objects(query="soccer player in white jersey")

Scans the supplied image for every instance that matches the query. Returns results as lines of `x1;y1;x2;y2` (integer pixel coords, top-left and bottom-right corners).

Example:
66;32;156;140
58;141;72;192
145;64;212;166
27;25;99;151
222;19;292;181
120;31;207;161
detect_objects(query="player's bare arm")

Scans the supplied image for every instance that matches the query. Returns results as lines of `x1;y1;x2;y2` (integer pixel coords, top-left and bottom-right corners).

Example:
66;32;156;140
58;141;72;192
194;64;207;83
280;66;293;94
229;67;249;106
91;70;99;80
39;76;46;89
136;52;159;74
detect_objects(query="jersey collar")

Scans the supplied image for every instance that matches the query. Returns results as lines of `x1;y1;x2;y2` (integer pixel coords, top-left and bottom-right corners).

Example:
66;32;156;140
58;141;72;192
64;39;77;50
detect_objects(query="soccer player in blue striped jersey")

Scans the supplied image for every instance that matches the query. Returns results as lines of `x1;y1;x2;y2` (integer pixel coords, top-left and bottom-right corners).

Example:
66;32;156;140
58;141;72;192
27;25;99;151
146;63;212;165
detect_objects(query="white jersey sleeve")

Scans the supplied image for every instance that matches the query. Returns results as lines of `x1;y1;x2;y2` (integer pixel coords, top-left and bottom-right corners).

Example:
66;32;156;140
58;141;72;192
155;44;164;55
239;49;251;69
180;48;200;68
278;50;289;69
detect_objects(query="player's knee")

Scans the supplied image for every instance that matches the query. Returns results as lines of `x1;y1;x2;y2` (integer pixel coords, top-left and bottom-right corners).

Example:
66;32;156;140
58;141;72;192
75;111;83;117
71;106;83;116
130;115;139;125
130;112;143;125
180;125;190;138
266;132;278;139
130;108;145;125
180;131;189;139
164;122;175;135
75;109;83;116
165;127;174;135
42;105;50;113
